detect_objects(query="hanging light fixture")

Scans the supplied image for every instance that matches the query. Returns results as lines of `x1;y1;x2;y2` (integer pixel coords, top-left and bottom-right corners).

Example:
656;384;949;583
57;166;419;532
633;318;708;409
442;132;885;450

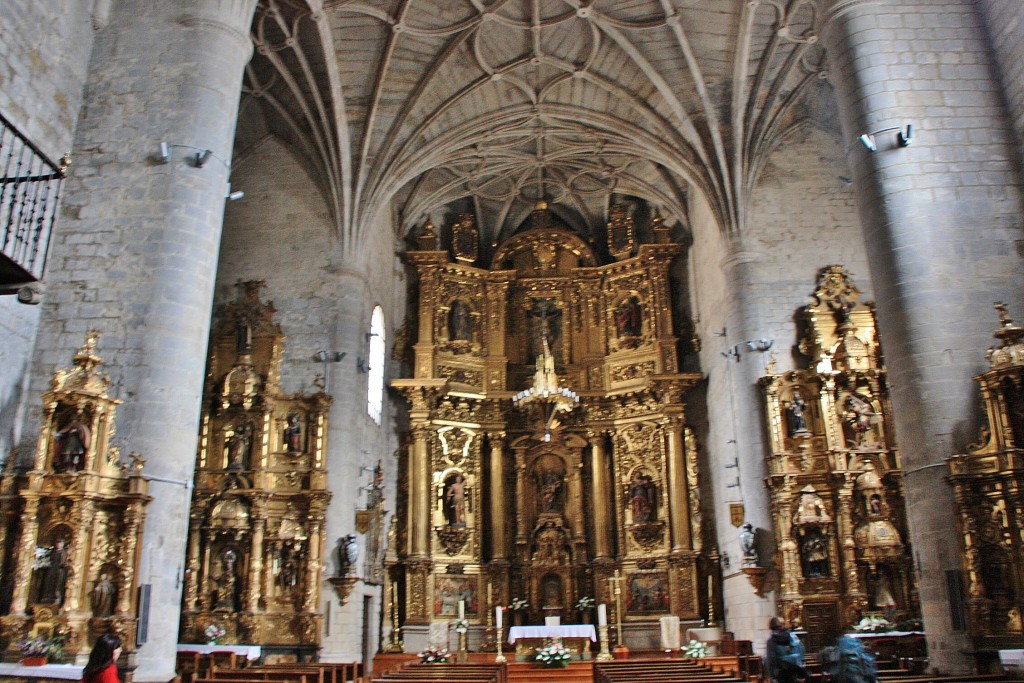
512;335;579;441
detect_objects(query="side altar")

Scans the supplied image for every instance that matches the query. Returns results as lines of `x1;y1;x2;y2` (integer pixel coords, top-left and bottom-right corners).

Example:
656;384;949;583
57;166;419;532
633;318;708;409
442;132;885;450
389;203;709;654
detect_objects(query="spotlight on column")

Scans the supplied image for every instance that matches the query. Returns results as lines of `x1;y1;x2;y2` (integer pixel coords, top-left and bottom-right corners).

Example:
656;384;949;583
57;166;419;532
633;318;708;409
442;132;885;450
194;149;213;167
897;124;913;147
858;133;877;152
157;142;169;163
225;183;245;201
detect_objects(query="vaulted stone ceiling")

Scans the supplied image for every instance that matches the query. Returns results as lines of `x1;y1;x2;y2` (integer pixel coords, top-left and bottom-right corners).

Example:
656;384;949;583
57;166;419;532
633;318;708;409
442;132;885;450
235;0;837;250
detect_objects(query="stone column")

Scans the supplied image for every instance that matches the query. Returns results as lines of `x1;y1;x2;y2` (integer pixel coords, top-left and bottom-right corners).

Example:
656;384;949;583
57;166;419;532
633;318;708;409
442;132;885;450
588;431;612;561
821;0;1024;670
23;2;257;679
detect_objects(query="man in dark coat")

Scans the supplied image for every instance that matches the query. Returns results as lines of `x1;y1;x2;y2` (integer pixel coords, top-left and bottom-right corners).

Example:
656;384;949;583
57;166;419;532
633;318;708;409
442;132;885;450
765;617;806;683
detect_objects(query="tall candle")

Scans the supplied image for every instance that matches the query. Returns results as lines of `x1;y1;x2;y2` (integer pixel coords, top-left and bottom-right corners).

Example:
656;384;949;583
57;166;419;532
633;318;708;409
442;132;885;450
597;603;607;626
459;599;465;619
495;605;503;628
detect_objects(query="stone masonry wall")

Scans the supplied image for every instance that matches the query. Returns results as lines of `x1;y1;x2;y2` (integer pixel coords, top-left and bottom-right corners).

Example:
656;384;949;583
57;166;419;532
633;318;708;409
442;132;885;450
979;1;1024;166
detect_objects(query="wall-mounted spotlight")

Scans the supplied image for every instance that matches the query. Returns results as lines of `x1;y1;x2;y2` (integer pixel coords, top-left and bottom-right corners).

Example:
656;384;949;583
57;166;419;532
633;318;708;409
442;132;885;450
745;338;774;353
157;142;169;163
225;183;245;201
858;124;913;153
356;357;368;373
194;149;213;167
313;350;346;363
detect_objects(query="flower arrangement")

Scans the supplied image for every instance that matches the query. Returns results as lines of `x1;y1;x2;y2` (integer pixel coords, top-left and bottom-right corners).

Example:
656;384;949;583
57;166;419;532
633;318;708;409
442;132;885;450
851;615;893;633
18;634;64;660
534;642;571;667
452;618;469;634
204;623;227;644
418;646;451;663
32;546;52;570
683;639;708;658
508;597;529;611
574;596;595;611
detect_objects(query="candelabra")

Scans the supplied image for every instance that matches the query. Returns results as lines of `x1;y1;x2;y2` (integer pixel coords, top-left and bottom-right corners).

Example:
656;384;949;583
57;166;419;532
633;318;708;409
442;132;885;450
458;630;468;663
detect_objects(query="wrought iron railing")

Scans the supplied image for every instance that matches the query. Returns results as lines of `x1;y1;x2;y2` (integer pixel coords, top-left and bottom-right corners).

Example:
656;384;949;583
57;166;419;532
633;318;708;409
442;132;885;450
0;110;68;284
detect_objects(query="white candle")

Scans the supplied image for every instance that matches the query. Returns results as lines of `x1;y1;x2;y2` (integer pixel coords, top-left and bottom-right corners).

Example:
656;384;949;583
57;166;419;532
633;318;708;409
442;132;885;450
459;599;465;619
598;603;607;626
495;605;503;628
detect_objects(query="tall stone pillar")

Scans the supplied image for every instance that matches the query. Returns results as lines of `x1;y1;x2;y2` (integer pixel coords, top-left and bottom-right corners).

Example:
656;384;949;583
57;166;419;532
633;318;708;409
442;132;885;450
23;3;257;679
821;0;1024;670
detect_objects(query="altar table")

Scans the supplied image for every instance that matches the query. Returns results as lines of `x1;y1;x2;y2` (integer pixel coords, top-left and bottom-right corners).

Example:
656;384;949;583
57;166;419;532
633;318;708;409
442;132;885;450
177;644;263;660
507;625;597;643
0;664;83;680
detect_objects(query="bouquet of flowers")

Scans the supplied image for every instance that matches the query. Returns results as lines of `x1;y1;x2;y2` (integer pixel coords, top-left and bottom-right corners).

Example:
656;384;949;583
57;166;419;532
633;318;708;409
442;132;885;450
452;618;469;634
18;634;64;660
508;597;529;611
534;642;571;667
683;639;708;658
32;546;52;570
574;596;595;611
418;646;451;663
204;623;227;644
852;615;893;633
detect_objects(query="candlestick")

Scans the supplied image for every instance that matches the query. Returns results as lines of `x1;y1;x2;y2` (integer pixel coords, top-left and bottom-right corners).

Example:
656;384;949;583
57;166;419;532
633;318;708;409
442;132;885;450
596;624;613;661
459;599;465;619
495;605;503;628
597;603;607;626
495;625;507;663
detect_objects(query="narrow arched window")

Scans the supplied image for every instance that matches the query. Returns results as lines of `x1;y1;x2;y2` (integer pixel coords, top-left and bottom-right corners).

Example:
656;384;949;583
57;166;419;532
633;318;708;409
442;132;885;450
367;306;386;425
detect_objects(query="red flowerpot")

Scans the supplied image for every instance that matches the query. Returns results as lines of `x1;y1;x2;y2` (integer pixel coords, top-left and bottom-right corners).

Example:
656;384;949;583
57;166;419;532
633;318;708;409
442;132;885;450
20;657;48;666
612;645;630;660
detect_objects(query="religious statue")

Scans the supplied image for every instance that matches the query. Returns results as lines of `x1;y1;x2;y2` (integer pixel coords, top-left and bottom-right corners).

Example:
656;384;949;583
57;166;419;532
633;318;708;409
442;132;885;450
532;522;568;564
215;549;239;611
615;296;643;338
443;473;467;526
448;300;473;341
337;534;359;576
843;394;875;445
91;571;117;617
528;298;562;360
800;531;830;578
283;413;302;453
739;523;758;565
38;538;70;605
54;419;89;472
787;391;809;435
225;423;252;469
542;576;562;609
538;471;563;513
873;572;897;611
629;472;658;524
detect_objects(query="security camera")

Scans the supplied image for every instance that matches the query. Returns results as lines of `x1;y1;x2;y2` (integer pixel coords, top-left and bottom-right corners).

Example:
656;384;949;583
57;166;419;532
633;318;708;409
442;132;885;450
16;284;43;305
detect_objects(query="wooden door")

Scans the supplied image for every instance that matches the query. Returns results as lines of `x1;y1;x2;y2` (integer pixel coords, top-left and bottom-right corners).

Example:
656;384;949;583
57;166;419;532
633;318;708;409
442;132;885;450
802;601;841;651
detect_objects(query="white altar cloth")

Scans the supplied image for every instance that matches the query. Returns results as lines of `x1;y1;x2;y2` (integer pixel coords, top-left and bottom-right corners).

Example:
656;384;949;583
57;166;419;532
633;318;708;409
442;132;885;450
507;624;597;644
177;644;263;660
0;664;84;680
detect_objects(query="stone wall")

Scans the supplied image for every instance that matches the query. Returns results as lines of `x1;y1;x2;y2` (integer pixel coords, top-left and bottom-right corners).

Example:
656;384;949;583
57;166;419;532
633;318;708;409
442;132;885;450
979;1;1024;165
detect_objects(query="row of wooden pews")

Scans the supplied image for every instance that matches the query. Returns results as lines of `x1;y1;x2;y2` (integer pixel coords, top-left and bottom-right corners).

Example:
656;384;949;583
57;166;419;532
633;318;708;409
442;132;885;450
176;655;363;683
366;662;506;683
596;658;749;683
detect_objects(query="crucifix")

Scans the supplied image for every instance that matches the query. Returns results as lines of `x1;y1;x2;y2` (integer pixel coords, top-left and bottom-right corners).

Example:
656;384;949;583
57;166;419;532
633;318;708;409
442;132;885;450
607;570;625;646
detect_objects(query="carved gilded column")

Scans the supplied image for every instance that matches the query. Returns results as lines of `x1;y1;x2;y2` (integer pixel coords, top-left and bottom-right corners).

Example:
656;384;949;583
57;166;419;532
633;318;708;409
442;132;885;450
836;477;864;604
409;423;432;558
248;499;266;612
664;413;692;551
10;496;40;612
515;459;528;543
488;432;507;560
183;512;203;611
588;430;612;560
119;503;145;616
305;499;327;613
65;501;96;612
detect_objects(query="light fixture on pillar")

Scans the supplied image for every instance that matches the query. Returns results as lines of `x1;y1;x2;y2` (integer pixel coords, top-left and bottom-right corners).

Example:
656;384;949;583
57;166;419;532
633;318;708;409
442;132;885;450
157;142;169;163
194;149;213;167
857;124;913;152
225;183;244;201
512;334;579;442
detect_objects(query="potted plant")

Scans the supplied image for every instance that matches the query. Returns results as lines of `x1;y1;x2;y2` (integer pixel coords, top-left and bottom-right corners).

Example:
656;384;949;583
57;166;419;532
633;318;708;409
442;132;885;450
534;641;571;668
683;639;708;659
204;623;227;645
417;646;451;663
17;634;64;666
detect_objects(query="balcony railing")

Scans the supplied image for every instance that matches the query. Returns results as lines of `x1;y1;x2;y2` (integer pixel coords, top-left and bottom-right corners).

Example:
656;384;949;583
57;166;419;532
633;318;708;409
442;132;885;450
0;110;68;289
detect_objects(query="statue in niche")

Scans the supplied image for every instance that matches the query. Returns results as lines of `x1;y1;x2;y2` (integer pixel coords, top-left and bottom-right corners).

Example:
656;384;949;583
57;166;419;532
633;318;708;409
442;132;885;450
236;321;253;354
215;548;239;611
537;471;564;514
283;413;303;453
629;472;658;524
443;473;467;526
872;572;897;612
615;296;643;338
739;523;758;565
225;423;252;469
800;530;830;578
448;300;473;341
868;493;884;516
532;522;568;564
528;298;562;360
91;570;117;617
542;575;562;608
54;419;89;472
843;394;876;445
37;537;71;605
787;391;809;435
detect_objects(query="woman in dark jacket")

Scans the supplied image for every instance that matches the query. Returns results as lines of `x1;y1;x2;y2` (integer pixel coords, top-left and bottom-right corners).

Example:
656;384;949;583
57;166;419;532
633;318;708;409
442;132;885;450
765;618;806;683
81;633;122;683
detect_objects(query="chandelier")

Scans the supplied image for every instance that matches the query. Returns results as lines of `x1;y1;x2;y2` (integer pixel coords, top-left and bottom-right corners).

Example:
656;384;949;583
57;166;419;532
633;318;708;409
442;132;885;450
513;335;579;441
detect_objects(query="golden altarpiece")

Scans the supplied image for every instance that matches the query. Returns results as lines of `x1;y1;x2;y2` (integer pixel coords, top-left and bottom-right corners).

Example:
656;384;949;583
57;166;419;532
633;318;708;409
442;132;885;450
0;333;151;661
947;304;1024;654
179;282;332;658
391;204;708;652
759;266;919;650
